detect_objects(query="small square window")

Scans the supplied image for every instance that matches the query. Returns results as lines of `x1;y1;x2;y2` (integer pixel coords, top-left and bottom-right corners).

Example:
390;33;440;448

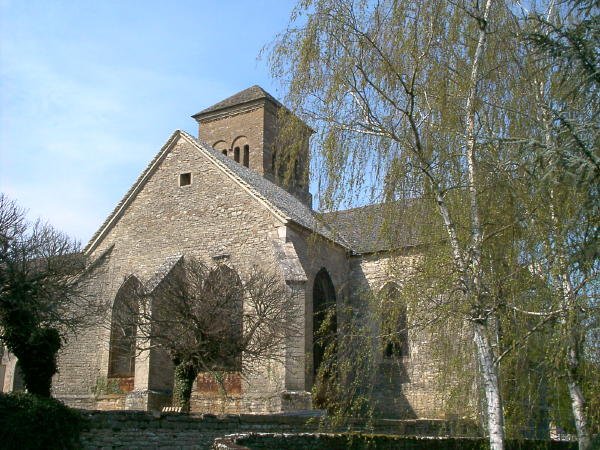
179;172;191;187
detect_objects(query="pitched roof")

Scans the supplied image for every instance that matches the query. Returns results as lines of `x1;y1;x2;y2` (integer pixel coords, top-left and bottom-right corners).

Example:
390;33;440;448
321;200;426;254
192;85;282;118
83;127;425;256
84;130;350;254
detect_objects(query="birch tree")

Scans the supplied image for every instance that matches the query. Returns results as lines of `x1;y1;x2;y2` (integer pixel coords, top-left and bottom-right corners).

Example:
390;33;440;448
515;2;600;447
269;1;530;448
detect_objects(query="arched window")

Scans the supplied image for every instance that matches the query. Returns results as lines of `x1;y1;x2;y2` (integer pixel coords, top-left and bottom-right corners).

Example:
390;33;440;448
231;136;248;165
0;347;5;392
379;283;408;359
213;140;228;156
108;277;141;380
294;160;300;179
243;145;249;167
312;268;337;377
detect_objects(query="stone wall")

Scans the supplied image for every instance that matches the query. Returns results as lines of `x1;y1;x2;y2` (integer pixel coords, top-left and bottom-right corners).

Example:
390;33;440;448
347;250;477;420
52;249;113;405
80;410;480;450
217;433;579;450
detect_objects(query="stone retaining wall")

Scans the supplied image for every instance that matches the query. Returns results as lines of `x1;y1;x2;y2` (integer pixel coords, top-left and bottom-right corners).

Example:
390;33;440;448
80;411;479;450
215;433;579;450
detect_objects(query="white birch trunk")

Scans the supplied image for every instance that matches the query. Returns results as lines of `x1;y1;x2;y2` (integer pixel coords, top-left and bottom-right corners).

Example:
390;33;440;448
569;383;591;450
550;187;592;449
567;351;592;450
560;273;592;450
473;321;505;450
463;1;505;448
535;3;591;445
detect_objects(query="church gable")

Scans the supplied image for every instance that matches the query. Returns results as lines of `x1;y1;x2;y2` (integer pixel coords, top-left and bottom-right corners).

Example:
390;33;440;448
86;130;348;261
85;132;287;278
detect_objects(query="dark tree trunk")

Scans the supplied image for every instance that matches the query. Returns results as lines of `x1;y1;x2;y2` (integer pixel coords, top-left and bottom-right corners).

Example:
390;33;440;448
173;361;197;412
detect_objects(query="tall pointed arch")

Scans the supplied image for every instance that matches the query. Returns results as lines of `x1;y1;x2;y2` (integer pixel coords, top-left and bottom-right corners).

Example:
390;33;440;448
312;268;337;377
108;276;142;382
379;282;408;359
203;264;244;371
12;360;25;392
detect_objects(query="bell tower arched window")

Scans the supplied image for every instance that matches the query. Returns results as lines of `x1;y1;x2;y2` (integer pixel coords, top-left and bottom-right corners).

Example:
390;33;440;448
243;145;249;167
212;140;228;156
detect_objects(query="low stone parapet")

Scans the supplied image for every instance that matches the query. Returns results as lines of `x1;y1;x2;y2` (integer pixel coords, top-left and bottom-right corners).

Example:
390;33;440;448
79;410;480;449
214;433;580;450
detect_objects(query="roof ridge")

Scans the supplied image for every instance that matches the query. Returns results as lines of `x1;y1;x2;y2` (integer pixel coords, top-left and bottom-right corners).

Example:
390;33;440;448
322;198;420;216
192;85;282;117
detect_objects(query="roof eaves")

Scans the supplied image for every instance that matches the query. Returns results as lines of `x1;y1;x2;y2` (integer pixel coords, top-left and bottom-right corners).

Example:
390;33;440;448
191;97;266;120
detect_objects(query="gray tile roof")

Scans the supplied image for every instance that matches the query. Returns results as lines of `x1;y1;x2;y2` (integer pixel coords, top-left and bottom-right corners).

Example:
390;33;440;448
321;201;426;253
192;85;282;118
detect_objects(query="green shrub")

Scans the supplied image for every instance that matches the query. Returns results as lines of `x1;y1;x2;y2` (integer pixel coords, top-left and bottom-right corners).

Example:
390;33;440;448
0;392;86;450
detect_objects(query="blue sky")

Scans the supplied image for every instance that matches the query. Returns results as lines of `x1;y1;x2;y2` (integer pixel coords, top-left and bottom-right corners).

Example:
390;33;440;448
0;0;298;244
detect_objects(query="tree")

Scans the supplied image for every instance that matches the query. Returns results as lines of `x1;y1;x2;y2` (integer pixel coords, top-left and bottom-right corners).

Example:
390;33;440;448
515;3;600;447
115;257;299;412
268;1;562;448
269;1;598;447
526;0;599;213
0;194;102;396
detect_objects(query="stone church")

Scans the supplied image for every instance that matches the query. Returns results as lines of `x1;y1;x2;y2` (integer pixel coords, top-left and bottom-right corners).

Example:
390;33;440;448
1;86;452;418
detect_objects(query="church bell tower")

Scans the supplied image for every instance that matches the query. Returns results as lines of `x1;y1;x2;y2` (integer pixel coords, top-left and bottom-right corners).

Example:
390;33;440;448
192;85;313;207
